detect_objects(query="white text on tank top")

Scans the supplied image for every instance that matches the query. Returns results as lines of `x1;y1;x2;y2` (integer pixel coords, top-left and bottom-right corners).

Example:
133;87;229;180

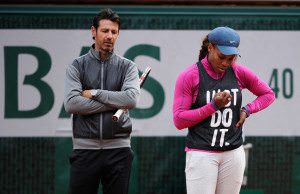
206;88;239;147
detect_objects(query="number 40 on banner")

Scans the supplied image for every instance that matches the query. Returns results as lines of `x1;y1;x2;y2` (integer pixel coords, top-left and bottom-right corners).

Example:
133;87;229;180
268;68;293;99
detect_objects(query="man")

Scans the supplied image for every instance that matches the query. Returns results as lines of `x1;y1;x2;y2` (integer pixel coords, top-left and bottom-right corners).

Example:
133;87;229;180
64;8;140;194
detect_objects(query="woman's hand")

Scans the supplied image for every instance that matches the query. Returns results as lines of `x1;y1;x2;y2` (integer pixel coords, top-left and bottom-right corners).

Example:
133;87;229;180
236;110;247;128
213;91;232;108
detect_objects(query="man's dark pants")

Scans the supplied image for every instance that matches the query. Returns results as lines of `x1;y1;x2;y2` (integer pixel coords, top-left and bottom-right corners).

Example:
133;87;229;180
68;147;134;194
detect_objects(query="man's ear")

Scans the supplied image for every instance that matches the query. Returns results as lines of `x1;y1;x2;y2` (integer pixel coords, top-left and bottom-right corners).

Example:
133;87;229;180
91;26;96;38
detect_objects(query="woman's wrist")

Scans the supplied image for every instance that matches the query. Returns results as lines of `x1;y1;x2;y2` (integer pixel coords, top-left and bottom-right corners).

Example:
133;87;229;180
241;106;250;118
211;99;220;110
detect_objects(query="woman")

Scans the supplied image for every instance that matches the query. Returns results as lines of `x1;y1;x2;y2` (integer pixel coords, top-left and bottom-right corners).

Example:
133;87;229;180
172;26;275;194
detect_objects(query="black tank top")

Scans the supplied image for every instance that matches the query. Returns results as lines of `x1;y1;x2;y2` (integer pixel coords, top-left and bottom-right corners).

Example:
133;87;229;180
186;62;243;151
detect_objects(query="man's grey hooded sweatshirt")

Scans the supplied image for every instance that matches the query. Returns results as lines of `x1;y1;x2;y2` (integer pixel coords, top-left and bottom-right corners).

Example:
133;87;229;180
64;45;140;149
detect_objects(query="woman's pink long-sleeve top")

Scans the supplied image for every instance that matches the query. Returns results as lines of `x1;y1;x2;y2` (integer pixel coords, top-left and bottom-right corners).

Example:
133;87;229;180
173;57;275;130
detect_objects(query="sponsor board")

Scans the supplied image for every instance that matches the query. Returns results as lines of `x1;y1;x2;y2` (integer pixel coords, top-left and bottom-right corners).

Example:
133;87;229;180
0;30;298;136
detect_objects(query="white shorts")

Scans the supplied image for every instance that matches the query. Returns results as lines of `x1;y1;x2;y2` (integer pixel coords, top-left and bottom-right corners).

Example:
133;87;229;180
185;146;245;194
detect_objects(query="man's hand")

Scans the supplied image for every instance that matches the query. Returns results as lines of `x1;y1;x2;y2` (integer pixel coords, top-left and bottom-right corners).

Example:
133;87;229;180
213;91;232;109
82;90;93;99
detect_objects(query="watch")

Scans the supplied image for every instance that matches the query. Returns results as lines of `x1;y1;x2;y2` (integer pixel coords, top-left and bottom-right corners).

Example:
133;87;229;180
90;89;97;98
241;107;250;118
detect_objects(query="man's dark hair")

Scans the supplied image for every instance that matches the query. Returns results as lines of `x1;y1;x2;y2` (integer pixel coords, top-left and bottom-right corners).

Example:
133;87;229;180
92;8;121;30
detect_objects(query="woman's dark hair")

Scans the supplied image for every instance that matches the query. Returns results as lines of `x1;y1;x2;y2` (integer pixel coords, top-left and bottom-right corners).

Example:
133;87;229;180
198;35;210;61
92;8;121;30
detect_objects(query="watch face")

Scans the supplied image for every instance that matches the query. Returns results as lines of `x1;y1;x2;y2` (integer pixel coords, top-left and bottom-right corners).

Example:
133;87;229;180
91;90;97;97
